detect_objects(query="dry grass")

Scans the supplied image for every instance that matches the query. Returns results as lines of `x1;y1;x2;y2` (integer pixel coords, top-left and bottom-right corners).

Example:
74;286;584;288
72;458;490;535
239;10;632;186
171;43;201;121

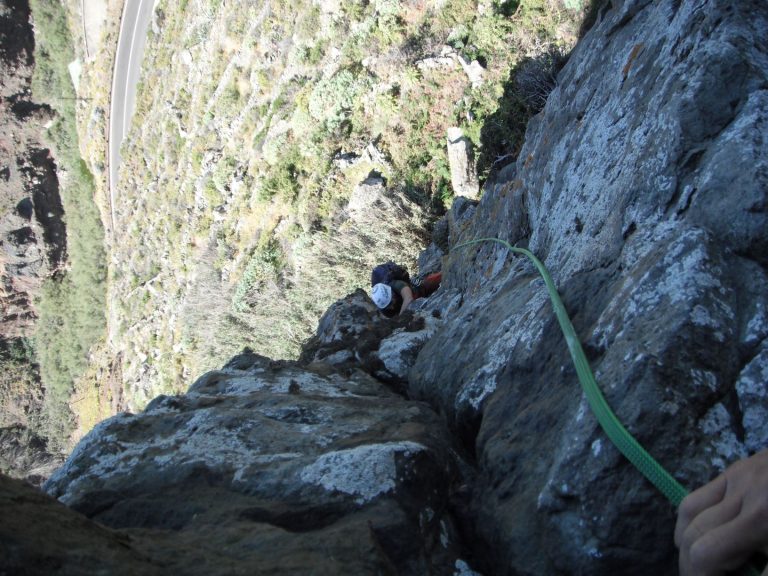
60;0;587;416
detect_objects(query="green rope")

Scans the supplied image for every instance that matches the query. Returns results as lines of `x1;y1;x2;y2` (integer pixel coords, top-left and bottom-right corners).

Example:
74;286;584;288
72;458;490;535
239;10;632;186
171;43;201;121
454;237;687;503
453;237;762;576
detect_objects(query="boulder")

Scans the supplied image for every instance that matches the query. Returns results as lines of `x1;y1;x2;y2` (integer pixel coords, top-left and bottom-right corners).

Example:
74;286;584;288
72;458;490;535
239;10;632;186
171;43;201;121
457;54;485;88
42;353;467;574
0;474;163;576
446;127;480;199
346;173;387;219
300;289;442;391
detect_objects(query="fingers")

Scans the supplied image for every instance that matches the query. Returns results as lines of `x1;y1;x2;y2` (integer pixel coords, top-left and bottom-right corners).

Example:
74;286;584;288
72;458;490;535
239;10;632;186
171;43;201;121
686;500;768;575
675;473;727;547
678;481;739;576
676;450;768;576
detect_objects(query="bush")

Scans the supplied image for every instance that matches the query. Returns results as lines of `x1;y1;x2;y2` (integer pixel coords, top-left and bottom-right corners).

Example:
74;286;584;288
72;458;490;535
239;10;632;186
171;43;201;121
220;80;242;111
298;42;327;66
204;178;223;206
373;0;400;17
515;46;568;113
212;155;238;191
232;238;285;313
259;145;302;203
260;163;299;202
309;69;372;132
29;0;107;450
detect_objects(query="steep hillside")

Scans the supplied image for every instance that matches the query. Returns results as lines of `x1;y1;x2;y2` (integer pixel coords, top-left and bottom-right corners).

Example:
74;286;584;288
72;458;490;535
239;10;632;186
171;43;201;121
107;0;583;410
0;0;54;462
2;1;766;574
0;0;106;477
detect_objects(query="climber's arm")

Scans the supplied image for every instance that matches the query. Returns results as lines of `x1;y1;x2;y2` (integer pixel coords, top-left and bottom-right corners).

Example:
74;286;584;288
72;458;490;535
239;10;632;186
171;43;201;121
398;286;414;314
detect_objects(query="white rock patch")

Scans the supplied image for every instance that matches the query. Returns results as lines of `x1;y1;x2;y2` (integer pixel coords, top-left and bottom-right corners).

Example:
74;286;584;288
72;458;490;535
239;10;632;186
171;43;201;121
300;441;426;504
735;345;768;453
699;403;747;470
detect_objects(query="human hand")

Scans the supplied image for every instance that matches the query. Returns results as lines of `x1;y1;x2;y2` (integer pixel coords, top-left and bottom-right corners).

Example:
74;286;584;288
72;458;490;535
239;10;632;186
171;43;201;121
398;286;414;314
675;449;768;576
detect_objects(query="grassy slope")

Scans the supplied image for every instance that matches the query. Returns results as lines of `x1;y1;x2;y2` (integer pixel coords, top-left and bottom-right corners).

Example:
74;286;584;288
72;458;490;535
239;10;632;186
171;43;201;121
106;0;583;410
28;0;107;451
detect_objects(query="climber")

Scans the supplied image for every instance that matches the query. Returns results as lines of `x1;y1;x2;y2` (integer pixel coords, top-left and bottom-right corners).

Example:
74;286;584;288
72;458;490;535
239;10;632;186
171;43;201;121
370;261;442;317
675;448;768;576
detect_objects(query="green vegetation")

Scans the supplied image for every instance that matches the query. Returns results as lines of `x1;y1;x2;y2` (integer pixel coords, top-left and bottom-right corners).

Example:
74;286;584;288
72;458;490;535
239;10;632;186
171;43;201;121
103;0;583;407
309;68;373;133
28;0;107;451
232;238;284;313
0;339;40;429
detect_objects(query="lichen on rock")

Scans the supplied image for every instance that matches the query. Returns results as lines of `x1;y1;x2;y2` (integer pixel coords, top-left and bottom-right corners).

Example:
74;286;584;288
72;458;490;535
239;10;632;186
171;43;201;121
3;1;768;575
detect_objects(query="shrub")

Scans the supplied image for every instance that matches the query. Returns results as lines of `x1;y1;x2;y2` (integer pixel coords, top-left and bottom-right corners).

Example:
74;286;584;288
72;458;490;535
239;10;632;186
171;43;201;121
370;89;400;136
232;238;285;313
298;42;327;66
342;0;368;21
470;14;513;60
374;14;406;47
308;69;372;132
435;0;477;31
515;46;568;113
296;4;322;40
204;178;223;206
259;145;302;203
29;0;107;450
373;0;401;17
260;163;299;202
212;155;238;191
220;80;242;111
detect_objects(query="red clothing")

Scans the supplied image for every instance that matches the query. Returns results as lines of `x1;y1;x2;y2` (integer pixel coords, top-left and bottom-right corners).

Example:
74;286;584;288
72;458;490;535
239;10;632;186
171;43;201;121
390;272;442;300
382;272;443;317
413;272;442;299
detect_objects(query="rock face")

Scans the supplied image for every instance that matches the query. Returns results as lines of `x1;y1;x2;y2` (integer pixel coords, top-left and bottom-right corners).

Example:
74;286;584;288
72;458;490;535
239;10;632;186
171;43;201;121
0;425;61;486
410;0;768;574
0;0;66;340
0;0;66;483
2;1;766;575
40;352;465;575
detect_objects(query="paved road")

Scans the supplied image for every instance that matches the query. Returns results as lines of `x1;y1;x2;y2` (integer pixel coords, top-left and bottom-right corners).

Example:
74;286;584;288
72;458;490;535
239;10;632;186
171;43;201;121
108;0;154;230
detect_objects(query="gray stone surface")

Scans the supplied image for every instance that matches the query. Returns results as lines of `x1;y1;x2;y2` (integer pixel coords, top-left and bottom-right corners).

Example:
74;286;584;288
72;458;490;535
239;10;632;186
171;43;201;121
417;241;445;277
346;173;386;219
301;289;454;391
447;127;480;199
43;353;464;574
408;1;768;574
5;1;767;575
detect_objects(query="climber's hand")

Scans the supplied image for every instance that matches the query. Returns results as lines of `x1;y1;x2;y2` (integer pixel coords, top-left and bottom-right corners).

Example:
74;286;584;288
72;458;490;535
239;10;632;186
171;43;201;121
675;449;768;576
398;286;414;315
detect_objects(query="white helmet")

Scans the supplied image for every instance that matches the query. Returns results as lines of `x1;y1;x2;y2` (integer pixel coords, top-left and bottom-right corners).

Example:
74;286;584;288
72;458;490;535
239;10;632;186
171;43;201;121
371;283;392;309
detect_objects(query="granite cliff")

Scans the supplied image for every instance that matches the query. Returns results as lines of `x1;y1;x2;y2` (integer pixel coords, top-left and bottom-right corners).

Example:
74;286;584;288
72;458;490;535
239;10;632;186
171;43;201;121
2;0;767;574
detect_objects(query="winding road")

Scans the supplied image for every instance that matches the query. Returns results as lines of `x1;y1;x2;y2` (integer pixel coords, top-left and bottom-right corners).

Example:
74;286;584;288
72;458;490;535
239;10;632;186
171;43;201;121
108;0;154;231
